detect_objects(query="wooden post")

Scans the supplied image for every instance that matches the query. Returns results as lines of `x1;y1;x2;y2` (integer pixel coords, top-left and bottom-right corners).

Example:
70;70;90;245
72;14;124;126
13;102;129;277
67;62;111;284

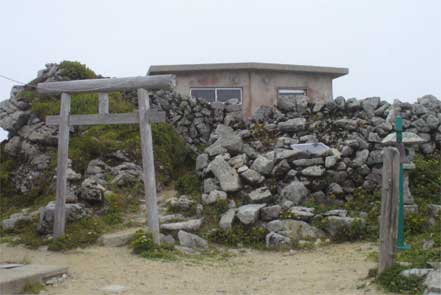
137;88;160;244
378;147;400;274
53;93;71;238
98;93;109;114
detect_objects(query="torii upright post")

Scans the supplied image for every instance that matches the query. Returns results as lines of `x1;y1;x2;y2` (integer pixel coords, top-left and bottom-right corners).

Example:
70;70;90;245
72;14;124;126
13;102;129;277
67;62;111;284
37;75;176;244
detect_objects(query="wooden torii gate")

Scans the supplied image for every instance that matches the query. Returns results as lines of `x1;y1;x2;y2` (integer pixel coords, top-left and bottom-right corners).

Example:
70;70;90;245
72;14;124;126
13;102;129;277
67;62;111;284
37;75;176;244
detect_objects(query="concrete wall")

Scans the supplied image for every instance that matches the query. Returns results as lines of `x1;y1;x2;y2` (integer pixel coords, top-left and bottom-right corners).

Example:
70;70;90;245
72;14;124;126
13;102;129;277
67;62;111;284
174;70;334;118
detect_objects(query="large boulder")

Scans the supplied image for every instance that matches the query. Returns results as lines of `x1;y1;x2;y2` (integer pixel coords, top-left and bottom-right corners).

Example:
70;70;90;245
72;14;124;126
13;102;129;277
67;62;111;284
178;230;208;249
219;208;236;230
207;156;241;192
266;219;325;242
160;218;203;232
37;202;89;234
265;232;291;249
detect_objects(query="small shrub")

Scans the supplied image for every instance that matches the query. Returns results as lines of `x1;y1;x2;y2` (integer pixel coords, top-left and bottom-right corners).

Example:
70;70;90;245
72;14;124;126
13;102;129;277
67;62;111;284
410;153;441;204
176;174;201;196
207;223;267;248
130;230;176;260
58;60;96;80
377;265;424;294
22;282;45;294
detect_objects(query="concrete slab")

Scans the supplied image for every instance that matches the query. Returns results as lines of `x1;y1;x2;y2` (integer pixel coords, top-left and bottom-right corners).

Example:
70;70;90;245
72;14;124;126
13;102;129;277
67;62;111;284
0;264;68;294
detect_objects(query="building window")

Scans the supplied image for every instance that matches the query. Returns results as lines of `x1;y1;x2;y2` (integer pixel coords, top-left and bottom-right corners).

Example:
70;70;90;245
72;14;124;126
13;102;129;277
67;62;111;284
278;88;306;96
190;88;242;104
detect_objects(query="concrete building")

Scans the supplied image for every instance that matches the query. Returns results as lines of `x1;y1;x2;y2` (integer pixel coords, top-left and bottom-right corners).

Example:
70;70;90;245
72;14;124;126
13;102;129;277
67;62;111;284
148;62;348;118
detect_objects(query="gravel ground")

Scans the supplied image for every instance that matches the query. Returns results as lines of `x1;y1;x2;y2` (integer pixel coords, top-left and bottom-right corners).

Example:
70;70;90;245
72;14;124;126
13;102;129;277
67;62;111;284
0;243;396;295
0;242;395;295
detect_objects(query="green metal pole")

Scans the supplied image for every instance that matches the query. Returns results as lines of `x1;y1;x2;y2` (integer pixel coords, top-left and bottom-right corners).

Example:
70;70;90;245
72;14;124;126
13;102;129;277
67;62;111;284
395;116;410;251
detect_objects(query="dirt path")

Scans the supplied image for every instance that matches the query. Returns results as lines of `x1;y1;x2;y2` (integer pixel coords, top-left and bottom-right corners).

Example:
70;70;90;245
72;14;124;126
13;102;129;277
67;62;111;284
0;242;394;295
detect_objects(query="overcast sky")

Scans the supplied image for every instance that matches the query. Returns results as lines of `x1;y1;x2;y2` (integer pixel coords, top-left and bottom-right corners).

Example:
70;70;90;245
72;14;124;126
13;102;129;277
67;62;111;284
1;0;440;140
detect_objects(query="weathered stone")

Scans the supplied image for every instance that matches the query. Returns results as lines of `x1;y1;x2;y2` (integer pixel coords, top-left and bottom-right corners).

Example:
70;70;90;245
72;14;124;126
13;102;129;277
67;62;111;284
79;177;106;203
261;205;282;221
195;153;209;171
219;208;236;230
280;181;309;205
288;206;315;221
423;269;441;293
250;155;274;176
202;190;227;205
167;195;195;212
161;218;203;232
98;228;142;247
292;158;324;167
266;219;325;242
265;232;291;248
353;149;369;166
249;187;272;203
178;230;208;249
237;204;266;224
240;168;264;184
328;183;344;195
323;216;365;238
38;202;89;234
2;212;33;231
207;156;241;192
301;165;325;177
400;268;433;278
278;118;306;132
325;156;337;168
228;154;247;169
272;159;291;176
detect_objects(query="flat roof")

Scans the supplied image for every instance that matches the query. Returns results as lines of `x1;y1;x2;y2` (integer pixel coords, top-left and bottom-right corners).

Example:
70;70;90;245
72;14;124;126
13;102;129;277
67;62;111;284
148;62;348;78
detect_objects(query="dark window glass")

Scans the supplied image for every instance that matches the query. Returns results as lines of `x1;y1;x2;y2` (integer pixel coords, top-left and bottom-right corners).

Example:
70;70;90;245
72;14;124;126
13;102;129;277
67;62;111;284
216;89;242;103
191;89;215;102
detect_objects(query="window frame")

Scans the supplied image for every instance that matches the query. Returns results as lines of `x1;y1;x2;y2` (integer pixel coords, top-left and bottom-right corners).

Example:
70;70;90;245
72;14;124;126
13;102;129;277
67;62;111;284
190;87;242;104
277;87;307;97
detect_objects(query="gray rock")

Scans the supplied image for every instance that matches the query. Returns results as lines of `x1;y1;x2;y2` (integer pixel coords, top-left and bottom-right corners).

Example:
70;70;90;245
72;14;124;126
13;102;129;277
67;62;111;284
265;232;291;248
202;190;227;205
328;183;344;195
323;209;348;217
240;168;264;184
292;158;324;167
249;187;272;203
288;206;315;221
100;284;129;294
178;230;208;249
423;269;441;293
207;156;241;192
362;97;381;115
323;216;365;238
160;218;203;232
168;195;195;212
367;150;383;165
203;178;219;193
280;181;309;205
237;204;266;224
400;268;433;278
334;119;358;130
2;212;33;231
219;208;236;230
38;202;89;234
261;205;282;221
325;156;337;168
228;154;247;169
428;204;441;226
278;118;306;132
98;228;142;247
252;105;273;122
382;132;427;144
301;165;325;177
79;177;106;203
272;159;291;176
353;149;369;166
195;153;209;171
250;155;274;176
266;219;325;242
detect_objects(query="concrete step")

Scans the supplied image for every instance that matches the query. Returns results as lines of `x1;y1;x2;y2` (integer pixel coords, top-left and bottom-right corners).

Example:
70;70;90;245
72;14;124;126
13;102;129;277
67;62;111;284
0;264;68;294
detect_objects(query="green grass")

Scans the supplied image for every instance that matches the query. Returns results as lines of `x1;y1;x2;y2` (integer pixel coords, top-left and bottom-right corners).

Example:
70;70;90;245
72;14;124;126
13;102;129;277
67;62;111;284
58;60;96;80
175;174;201;196
22;282;45;294
130;229;177;260
377;265;424;294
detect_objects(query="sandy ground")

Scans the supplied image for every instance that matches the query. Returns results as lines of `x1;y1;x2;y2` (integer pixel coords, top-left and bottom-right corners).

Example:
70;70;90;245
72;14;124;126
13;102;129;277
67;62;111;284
0;242;394;295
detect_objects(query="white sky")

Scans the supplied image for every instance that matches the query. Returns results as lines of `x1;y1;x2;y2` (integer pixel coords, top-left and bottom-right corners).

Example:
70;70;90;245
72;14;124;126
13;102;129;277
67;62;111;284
1;0;440;140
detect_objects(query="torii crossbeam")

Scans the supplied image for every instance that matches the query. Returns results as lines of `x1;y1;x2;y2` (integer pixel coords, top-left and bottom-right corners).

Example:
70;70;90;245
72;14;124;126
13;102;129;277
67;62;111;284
37;74;176;244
